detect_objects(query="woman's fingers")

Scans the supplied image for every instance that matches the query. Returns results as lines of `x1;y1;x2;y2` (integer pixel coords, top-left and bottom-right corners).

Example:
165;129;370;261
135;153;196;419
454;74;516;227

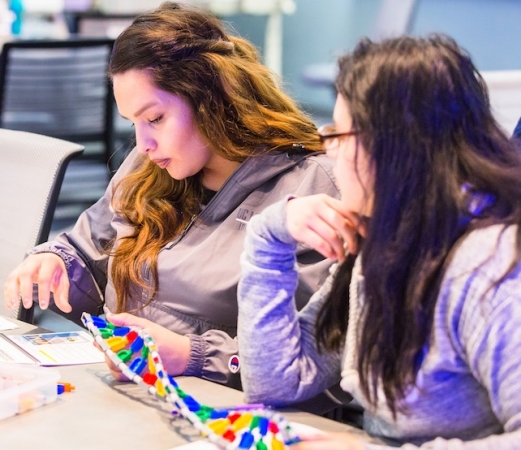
104;354;130;381
3;254;70;312
3;271;20;310
34;256;70;312
105;312;191;376
286;195;363;260
300;219;346;261
52;270;72;313
106;312;150;328
35;261;56;310
17;262;38;309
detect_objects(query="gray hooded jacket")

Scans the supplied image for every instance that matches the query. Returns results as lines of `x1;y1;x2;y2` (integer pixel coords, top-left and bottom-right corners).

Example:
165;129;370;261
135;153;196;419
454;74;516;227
30;147;339;387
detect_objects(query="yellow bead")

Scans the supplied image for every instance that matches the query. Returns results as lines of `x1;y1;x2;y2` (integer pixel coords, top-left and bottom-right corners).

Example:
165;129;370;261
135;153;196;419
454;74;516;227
208;418;230;435
271;437;284;450
106;336;127;352
231;413;253;432
148;355;156;374
155;380;166;397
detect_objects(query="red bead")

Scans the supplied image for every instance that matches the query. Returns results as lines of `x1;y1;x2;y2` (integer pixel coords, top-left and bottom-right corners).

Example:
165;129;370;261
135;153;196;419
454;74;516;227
126;330;138;343
268;421;279;433
222;429;235;442
143;373;158;385
228;412;241;424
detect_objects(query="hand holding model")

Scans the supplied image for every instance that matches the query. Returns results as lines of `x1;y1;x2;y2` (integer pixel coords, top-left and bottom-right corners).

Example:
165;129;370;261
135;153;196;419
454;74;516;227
103;312;190;380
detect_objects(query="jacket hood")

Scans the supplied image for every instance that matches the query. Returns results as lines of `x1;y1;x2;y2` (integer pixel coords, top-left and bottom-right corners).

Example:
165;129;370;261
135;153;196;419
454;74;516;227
201;148;320;223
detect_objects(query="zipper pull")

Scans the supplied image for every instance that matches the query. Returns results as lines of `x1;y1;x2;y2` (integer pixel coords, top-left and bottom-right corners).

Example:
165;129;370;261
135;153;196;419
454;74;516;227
180;214;197;237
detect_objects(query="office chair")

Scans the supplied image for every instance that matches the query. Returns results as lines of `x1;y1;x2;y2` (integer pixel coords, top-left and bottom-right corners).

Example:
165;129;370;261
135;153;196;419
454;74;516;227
0;129;83;324
0;38;115;224
70;11;133;39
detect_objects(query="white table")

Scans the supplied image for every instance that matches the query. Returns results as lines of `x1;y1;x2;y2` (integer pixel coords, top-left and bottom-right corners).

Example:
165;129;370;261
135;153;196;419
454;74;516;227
0;317;381;449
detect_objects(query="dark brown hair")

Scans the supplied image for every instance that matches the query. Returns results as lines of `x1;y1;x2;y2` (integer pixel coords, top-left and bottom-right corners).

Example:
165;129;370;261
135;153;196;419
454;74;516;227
316;34;521;415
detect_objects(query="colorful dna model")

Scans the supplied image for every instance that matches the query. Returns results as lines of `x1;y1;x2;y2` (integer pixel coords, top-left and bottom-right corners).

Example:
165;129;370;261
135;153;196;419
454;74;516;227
81;313;300;450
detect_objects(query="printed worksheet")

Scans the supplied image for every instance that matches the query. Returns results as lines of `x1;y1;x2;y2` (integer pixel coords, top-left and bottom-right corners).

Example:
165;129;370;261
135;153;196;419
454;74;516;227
1;331;105;365
0;335;35;364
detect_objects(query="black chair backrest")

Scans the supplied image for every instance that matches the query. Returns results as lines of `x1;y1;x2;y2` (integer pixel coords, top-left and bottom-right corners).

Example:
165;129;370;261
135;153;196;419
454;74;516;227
0;38;114;168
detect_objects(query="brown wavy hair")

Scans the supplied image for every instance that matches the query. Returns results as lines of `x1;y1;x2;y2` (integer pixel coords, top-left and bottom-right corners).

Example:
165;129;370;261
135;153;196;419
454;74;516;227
108;1;321;312
315;34;521;415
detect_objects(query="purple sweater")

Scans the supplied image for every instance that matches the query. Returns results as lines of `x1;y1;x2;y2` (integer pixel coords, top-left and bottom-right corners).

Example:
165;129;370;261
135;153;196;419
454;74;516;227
238;199;521;449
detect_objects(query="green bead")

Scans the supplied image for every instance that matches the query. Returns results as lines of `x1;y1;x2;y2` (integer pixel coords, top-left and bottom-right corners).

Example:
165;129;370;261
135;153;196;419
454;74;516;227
250;415;260;430
117;349;133;363
176;388;186;398
256;441;268;450
99;328;113;338
195;409;211;422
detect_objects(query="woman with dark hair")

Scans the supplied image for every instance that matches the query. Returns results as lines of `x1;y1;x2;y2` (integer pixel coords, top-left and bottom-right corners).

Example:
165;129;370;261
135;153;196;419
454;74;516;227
4;2;338;388
238;34;521;447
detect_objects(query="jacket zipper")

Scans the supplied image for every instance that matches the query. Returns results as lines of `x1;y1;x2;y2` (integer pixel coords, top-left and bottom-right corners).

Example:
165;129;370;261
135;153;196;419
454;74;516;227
163;213;198;249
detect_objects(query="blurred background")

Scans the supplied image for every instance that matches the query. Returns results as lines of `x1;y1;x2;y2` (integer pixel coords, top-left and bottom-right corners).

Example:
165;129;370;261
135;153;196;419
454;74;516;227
7;0;521;121
1;0;520;233
225;0;521;127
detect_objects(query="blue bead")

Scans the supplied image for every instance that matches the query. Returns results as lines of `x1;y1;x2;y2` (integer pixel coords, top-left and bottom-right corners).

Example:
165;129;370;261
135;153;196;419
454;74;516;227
130;336;144;352
238;431;254;448
92;316;107;328
129;357;147;375
258;417;269;436
168;375;178;387
183;395;201;412
210;410;229;419
113;326;131;336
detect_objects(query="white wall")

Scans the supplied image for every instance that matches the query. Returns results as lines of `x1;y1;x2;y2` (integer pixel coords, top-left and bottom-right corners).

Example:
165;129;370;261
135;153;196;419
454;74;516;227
231;0;521;124
482;70;521;135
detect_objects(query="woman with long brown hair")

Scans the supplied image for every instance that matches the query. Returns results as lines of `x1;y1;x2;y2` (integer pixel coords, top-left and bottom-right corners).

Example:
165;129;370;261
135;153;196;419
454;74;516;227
4;2;338;388
238;34;521;447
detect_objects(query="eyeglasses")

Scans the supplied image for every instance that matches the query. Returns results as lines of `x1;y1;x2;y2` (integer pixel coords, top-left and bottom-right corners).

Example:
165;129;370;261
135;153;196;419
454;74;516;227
317;124;359;150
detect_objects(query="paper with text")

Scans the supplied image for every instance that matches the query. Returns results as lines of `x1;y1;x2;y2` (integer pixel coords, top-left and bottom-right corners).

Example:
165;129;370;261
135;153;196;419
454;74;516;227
4;331;105;365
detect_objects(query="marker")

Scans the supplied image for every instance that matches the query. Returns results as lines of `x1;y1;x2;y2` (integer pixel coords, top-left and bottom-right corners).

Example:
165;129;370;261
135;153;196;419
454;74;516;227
57;381;75;394
217;403;265;411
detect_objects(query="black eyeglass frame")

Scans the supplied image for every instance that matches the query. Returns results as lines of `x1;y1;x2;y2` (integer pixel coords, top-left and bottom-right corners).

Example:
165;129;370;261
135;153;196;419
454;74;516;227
317;124;359;145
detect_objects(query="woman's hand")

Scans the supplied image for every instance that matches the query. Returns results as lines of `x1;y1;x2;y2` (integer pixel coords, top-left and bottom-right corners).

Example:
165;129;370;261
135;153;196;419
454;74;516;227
291;431;365;450
3;253;71;313
104;312;191;381
286;194;366;261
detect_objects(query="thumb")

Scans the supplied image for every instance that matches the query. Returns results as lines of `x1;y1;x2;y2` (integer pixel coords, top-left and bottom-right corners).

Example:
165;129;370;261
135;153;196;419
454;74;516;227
53;271;71;313
106;312;147;328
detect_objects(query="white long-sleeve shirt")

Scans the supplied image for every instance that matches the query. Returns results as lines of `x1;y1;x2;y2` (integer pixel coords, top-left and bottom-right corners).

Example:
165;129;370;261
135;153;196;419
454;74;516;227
238;199;521;449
